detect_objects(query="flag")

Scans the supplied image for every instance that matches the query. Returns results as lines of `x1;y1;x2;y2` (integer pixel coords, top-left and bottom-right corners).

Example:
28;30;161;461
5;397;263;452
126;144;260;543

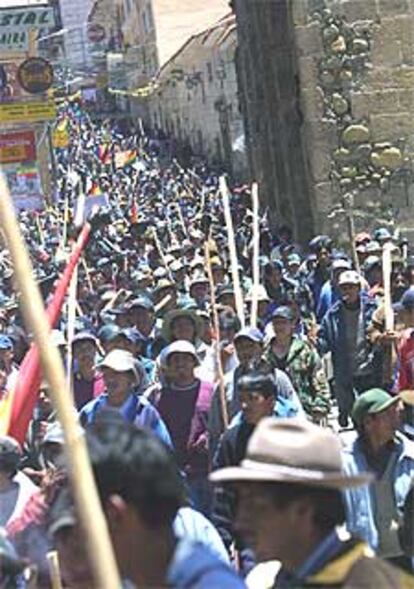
1;224;91;444
88;181;102;196
97;143;111;165
114;150;137;169
130;199;138;224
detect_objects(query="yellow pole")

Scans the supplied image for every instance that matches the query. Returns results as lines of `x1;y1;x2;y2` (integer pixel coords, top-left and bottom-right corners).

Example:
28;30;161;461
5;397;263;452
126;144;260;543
0;172;121;589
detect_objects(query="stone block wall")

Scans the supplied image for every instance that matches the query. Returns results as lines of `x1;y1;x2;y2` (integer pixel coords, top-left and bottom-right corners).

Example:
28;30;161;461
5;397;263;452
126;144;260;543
293;0;414;238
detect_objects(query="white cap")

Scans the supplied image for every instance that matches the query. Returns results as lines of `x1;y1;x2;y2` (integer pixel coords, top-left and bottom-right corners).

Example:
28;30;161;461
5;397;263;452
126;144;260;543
338;270;361;286
99;349;139;379
163;340;200;365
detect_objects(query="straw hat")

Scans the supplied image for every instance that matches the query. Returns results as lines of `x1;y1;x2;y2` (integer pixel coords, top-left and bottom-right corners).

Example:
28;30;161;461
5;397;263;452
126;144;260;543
210;418;372;489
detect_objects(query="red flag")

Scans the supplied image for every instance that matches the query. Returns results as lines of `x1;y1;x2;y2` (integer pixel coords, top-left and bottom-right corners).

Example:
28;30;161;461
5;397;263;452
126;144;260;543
130;199;138;224
6;224;91;444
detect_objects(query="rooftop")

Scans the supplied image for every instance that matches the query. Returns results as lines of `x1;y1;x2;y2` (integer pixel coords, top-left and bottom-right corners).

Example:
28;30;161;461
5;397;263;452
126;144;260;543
152;0;230;66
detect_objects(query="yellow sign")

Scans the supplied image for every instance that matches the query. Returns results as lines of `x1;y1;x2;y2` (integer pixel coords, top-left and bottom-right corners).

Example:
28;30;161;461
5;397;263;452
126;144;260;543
0;100;56;123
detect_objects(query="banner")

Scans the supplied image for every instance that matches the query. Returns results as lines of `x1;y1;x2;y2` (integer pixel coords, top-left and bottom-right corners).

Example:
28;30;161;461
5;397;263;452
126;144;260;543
0;130;36;164
2;162;44;210
0;100;56;123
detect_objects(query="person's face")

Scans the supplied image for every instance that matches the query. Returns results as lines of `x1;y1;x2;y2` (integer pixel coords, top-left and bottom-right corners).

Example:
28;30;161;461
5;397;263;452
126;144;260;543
167;353;196;384
54;525;94;589
114;313;130;329
129;306;154;337
219;293;236;310
73;341;96;366
391;271;408;299
364;401;403;444
171;317;196;342
102;368;134;406
339;283;360;305
0;348;13;372
288;263;300;276
239;389;274;425
272;318;295;341
235;484;305;563
38;387;53;416
212;267;225;284
267;266;282;288
317;248;330;267
200;317;212;344
220;327;236;344
190;282;208;301
234;337;262;366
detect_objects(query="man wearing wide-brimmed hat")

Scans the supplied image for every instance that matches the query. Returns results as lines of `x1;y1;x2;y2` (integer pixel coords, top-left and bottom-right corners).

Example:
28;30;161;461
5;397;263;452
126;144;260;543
210;417;413;588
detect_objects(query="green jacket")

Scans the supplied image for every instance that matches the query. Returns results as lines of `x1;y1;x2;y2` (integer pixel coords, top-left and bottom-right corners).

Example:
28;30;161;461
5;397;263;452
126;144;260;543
264;337;331;418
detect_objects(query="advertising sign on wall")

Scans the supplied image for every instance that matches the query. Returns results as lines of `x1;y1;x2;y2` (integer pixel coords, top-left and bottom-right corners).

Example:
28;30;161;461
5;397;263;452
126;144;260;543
0;130;36;164
0;100;56;123
2;162;44;210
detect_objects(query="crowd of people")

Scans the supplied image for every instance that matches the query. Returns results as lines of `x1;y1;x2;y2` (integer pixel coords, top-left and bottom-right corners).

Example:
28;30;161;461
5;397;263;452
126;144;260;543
0;101;413;588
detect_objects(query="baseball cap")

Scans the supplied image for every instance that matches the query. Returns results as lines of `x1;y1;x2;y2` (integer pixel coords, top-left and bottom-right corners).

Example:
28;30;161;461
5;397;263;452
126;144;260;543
272;306;295;322
400;288;414;310
352;389;401;426
0;335;13;350
163;340;200;365
128;297;154;312
331;258;352;271
97;324;122;343
338;270;361;286
234;327;264;343
71;331;98;346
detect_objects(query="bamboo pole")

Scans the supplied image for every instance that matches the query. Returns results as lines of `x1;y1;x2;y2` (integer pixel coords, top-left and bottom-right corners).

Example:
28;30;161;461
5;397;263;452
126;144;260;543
204;241;228;430
250;182;260;328
382;242;394;332
219;176;245;326
0;172;121;589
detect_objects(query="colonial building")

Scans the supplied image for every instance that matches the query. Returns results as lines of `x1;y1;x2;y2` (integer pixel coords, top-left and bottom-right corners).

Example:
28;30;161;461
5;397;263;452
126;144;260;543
149;13;247;179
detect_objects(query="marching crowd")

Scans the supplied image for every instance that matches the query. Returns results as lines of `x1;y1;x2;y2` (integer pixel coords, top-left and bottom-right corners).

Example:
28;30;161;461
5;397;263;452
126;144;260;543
0;102;414;588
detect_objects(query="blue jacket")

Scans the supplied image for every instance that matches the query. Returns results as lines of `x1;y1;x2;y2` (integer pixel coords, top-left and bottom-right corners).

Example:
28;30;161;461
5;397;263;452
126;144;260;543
342;432;414;550
167;538;246;588
317;294;378;386
316;281;341;322
79;392;172;448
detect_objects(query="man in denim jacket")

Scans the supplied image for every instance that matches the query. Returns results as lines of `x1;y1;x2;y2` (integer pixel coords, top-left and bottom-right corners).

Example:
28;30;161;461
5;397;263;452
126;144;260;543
342;389;414;572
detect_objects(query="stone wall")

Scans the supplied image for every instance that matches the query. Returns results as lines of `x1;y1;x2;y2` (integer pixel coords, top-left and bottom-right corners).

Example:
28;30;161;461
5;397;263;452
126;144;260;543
293;0;414;238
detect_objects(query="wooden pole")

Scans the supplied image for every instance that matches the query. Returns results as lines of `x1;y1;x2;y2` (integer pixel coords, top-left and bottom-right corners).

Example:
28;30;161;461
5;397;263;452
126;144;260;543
47;551;63;589
220;176;245;326
250;182;260;328
152;228;174;281
343;193;361;275
204;241;229;429
382;242;394;332
66;265;78;396
0;173;121;589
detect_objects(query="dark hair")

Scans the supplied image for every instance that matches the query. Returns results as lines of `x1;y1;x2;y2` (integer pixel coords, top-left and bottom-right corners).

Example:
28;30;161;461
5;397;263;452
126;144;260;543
260;482;346;533
86;410;184;529
237;371;278;399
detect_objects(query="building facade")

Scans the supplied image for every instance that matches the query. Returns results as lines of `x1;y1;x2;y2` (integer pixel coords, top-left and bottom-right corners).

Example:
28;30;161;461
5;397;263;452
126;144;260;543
149;14;247;179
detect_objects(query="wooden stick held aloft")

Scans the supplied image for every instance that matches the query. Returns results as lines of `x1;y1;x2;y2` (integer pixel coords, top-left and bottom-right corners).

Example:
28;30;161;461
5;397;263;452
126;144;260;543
220;176;245;327
250;182;260;328
0;172;121;589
